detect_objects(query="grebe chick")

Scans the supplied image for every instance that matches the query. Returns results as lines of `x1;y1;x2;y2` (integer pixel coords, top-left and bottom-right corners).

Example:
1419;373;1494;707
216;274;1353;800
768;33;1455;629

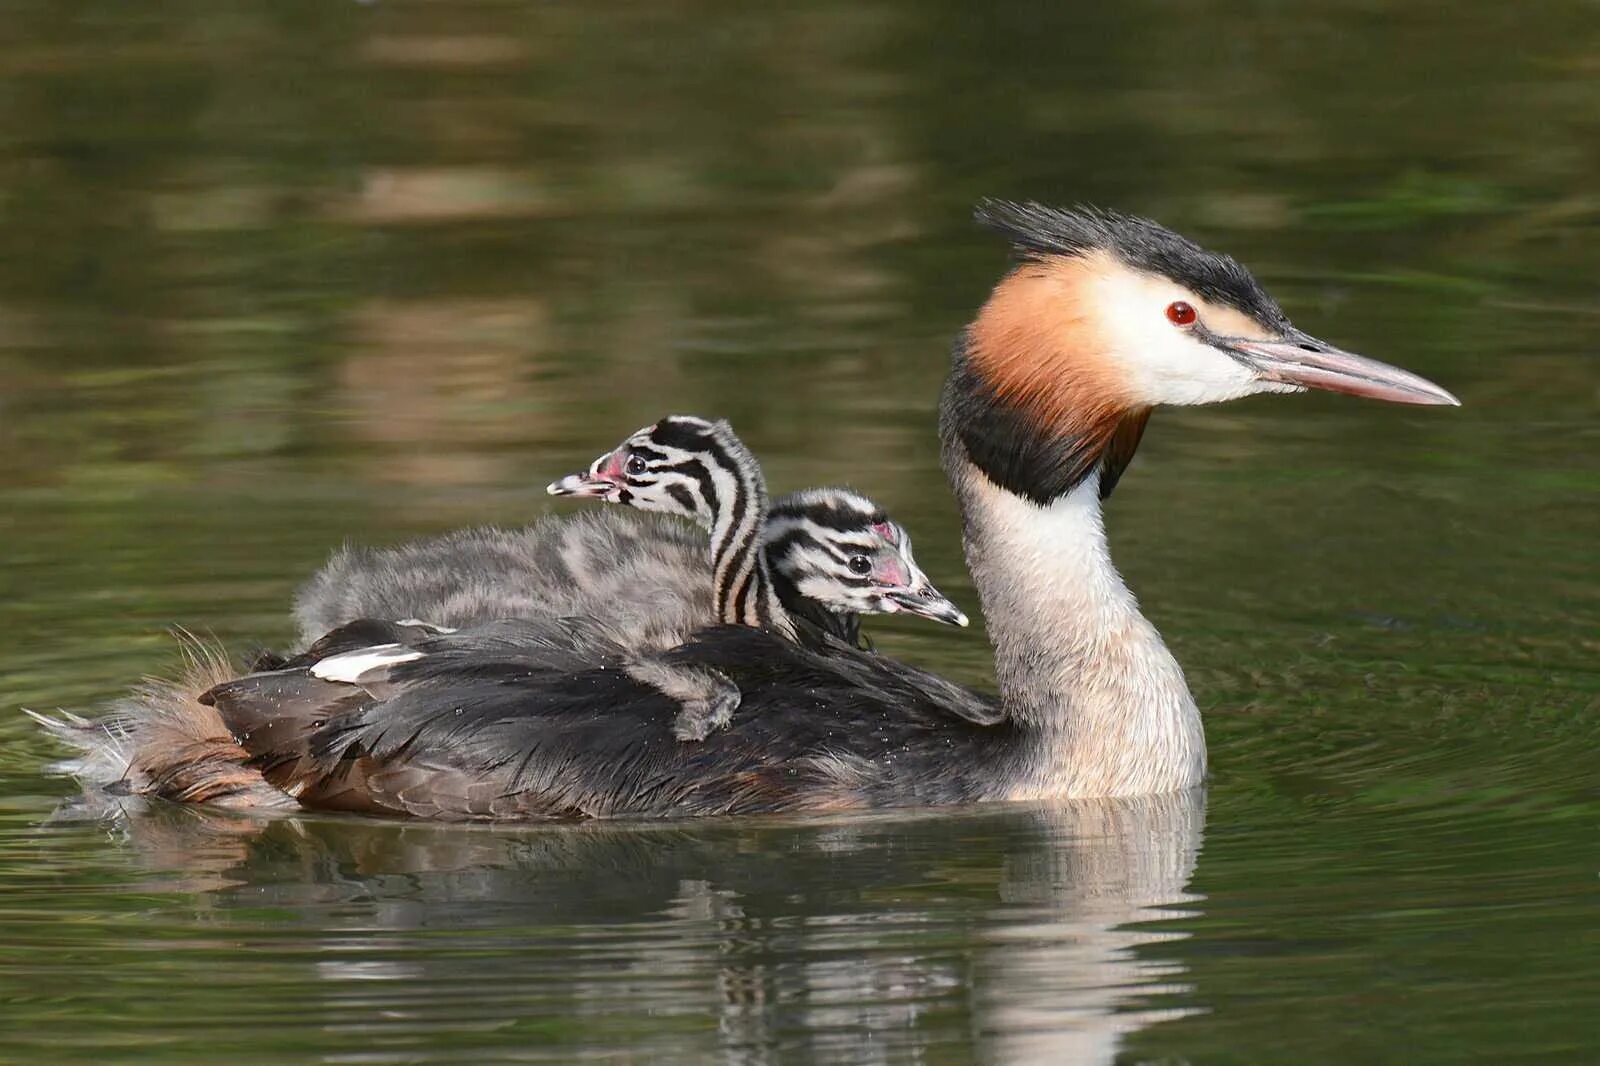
292;512;712;650
766;487;969;643
34;202;1459;818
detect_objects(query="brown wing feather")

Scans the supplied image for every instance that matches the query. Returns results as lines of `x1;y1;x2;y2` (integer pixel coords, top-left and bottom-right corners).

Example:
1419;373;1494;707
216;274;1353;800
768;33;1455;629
202;671;373;795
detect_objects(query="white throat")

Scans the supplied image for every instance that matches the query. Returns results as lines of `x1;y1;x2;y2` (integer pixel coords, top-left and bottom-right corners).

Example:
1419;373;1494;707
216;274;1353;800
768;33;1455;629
953;459;1206;798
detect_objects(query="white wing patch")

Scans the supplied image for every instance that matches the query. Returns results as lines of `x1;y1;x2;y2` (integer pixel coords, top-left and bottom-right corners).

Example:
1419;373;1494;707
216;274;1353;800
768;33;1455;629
309;643;424;683
395;619;457;633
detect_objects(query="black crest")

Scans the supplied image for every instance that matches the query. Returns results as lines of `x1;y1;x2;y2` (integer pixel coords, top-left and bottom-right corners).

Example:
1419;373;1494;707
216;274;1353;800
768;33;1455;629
974;199;1288;330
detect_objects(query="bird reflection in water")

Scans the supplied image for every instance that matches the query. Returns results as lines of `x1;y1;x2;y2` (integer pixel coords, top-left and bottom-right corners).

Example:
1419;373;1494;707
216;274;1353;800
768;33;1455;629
69;791;1205;1063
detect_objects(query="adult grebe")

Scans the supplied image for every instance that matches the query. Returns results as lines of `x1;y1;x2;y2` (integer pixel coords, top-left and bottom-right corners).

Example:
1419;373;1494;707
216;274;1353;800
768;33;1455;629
31;202;1457;819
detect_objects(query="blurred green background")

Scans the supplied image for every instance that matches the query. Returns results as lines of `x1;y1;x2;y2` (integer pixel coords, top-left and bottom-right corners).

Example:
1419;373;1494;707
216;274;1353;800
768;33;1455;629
0;1;1595;1062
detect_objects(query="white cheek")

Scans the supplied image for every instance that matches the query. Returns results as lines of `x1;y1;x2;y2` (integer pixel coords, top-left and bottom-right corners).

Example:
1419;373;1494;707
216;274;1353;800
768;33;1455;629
789;553;843;597
1092;273;1269;406
796;574;849;608
1107;315;1261;405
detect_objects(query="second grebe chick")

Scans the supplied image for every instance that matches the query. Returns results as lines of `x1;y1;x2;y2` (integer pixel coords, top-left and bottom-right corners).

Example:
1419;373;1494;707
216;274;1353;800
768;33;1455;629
764;488;968;635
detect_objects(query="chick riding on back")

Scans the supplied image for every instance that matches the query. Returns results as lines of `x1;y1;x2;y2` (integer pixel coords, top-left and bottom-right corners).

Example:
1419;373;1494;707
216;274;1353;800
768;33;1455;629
548;415;966;737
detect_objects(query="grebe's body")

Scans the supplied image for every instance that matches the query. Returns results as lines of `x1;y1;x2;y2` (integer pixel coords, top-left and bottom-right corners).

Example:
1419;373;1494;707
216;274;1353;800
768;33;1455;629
32;202;1457;818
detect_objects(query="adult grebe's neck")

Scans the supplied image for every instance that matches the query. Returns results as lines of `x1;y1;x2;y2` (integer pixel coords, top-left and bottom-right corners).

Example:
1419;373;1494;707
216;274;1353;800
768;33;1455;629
706;435;796;641
943;442;1205;799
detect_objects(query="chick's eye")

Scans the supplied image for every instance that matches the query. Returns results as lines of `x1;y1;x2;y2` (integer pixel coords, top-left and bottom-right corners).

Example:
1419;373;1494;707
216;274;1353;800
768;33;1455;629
847;555;872;575
625;455;648;477
1165;301;1197;326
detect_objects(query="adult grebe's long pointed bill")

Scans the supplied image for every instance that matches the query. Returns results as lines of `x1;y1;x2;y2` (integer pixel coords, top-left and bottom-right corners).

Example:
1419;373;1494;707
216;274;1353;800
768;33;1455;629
887;587;970;628
1230;331;1460;406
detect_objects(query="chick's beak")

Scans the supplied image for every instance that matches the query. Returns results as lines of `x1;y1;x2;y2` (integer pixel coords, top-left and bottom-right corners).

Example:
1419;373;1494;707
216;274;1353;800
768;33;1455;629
546;472;612;498
1228;329;1460;406
885;585;969;628
546;452;621;498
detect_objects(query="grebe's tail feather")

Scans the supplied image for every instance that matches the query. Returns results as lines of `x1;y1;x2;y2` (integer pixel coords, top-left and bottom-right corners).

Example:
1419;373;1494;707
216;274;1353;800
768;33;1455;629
25;631;296;811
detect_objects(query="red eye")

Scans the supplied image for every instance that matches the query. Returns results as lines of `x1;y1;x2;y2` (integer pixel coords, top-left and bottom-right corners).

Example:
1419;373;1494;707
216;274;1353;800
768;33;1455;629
1165;301;1197;326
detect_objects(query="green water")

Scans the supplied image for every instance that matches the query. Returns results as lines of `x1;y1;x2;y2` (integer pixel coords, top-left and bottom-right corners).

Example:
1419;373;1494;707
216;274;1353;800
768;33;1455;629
1;1;1596;1061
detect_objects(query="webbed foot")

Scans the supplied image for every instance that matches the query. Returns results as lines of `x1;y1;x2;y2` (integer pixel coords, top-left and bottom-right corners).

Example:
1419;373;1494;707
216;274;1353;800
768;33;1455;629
622;656;743;742
671;679;741;741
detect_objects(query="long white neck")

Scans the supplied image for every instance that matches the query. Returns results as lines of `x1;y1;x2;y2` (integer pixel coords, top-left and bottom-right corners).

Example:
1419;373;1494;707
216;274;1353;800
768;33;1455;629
949;454;1205;798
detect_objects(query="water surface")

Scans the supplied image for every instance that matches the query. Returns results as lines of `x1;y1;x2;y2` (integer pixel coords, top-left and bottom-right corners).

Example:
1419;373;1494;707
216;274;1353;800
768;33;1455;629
1;1;1596;1062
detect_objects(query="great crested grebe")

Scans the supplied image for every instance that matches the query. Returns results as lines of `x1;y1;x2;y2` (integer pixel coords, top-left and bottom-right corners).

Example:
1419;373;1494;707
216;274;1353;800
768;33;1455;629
31;202;1457;819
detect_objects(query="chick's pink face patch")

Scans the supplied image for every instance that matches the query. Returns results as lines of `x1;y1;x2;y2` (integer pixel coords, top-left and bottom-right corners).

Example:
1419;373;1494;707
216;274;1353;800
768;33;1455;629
871;521;898;545
592;450;625;481
872;555;911;588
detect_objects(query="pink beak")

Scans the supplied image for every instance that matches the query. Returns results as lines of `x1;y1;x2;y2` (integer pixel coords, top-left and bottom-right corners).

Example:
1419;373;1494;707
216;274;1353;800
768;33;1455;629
1230;331;1460;406
547;451;623;498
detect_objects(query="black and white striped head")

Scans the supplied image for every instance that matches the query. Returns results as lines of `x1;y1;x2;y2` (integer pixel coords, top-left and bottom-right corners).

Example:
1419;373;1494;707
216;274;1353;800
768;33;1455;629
764;488;968;627
546;415;749;526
